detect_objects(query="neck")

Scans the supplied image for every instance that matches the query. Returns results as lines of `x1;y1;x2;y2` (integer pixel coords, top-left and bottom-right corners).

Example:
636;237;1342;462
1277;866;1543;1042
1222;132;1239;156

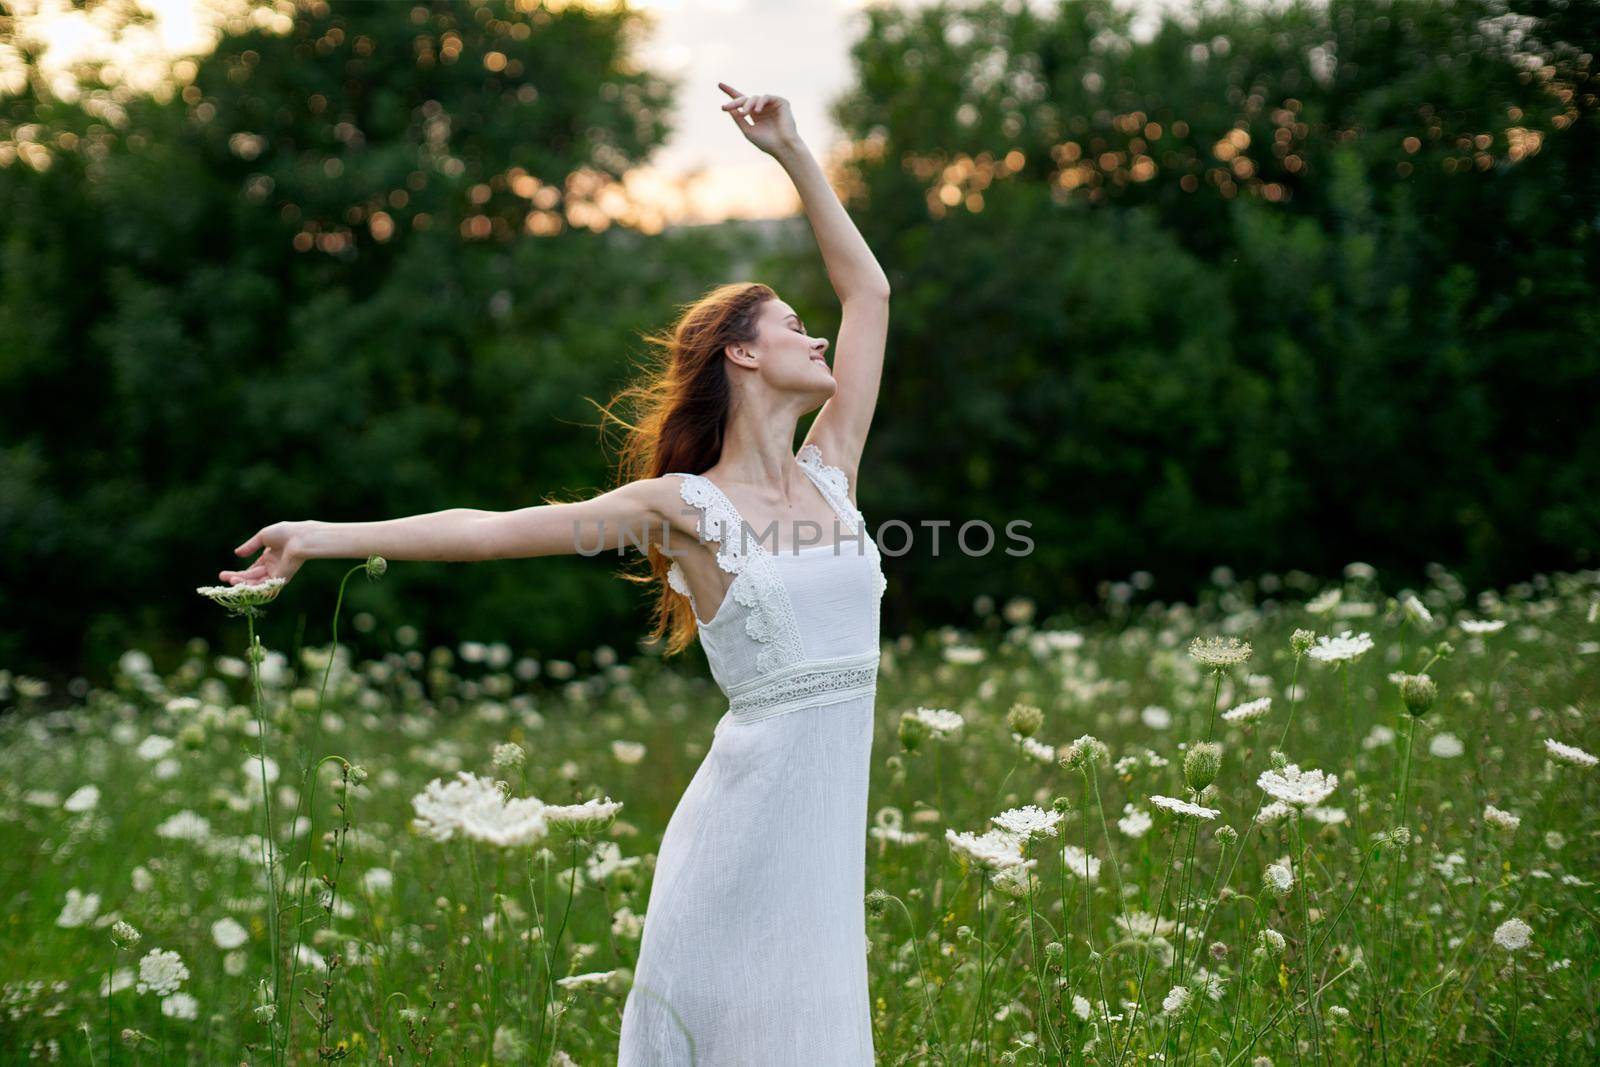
715;394;809;499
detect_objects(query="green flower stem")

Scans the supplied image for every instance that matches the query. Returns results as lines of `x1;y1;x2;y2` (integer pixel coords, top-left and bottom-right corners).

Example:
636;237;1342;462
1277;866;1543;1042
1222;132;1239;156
282;561;366;1061
1187;651;1308;958
1289;812;1325;1067
1023;867;1065;1062
244;613;284;1067
1115;824;1184;1067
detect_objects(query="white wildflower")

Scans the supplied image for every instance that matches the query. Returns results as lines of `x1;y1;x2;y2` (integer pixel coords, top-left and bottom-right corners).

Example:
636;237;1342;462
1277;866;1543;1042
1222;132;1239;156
1060;844;1101;882
1492;917;1532;953
211;917;249;950
1544;739;1597;768
1118;805;1153;839
136;949;189;996
946;827;1028;870
991;804;1062;839
160;992;199;1020
1222;696;1272;723
63;785;100;812
912;707;965;737
1308;630;1374;663
1150;794;1221;821
1257;764;1339;807
55;888;100;929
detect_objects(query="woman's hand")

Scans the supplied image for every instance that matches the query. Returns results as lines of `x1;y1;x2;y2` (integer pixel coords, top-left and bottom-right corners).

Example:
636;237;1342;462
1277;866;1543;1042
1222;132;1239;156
219;520;312;586
719;81;800;156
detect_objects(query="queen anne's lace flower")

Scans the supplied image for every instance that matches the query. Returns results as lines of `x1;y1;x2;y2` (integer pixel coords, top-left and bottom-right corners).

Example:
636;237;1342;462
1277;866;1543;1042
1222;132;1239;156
1222;696;1272;723
195;578;287;617
1061;844;1101;881
1150;794;1221;821
1116;910;1177;938
1544;739;1598;768
1257;763;1339;807
55;888;100;929
1401;594;1433;625
411;772;550;847
160;991;199;1020
1460;618;1507;634
554;969;619;991
869;806;928;846
912;707;964;737
542;797;623;834
136;949;189;996
946;827;1028;870
211;917;248;950
1060;734;1110;770
991;804;1062;839
1483;804;1520;832
1493;917;1532;952
155;810;212;842
1118;806;1153;838
1189;636;1252;669
1308;631;1374;663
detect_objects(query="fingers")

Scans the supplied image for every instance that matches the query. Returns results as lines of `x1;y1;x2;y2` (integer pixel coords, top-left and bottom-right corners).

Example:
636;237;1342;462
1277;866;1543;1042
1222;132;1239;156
235;532;261;556
717;81;741;98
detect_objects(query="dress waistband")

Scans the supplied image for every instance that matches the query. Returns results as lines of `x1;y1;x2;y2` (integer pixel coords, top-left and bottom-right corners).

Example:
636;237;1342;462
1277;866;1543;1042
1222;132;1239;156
721;649;881;726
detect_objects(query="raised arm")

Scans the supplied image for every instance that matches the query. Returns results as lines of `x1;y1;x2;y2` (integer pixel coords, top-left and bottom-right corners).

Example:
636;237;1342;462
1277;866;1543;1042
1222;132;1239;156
719;82;889;491
218;477;685;586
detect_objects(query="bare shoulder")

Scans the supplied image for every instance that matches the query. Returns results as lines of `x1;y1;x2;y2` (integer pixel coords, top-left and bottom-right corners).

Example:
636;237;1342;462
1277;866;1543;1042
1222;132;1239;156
626;474;701;541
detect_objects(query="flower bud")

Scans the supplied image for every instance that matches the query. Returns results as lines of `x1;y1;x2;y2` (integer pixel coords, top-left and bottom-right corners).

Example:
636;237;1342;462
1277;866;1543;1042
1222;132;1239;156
111;920;142;948
1060;735;1109;772
897;711;929;752
1006;702;1044;738
1290;629;1316;655
365;555;388;578
865;889;890;917
1183;742;1223;792
1262;862;1294;898
1399;673;1436;716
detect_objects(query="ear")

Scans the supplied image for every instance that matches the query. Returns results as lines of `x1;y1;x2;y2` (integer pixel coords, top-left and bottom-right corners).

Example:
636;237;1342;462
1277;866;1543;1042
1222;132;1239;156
723;342;758;370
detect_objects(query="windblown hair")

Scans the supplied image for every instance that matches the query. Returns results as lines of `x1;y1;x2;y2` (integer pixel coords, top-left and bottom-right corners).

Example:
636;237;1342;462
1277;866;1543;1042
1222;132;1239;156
593;281;777;658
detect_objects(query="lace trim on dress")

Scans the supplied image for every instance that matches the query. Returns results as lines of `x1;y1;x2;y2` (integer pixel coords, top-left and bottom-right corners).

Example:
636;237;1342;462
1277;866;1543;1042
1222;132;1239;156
722;649;881;725
796;443;888;600
664;472;807;674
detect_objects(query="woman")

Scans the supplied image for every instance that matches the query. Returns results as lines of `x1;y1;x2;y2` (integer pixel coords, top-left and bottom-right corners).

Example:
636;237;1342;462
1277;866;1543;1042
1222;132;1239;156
219;82;890;1065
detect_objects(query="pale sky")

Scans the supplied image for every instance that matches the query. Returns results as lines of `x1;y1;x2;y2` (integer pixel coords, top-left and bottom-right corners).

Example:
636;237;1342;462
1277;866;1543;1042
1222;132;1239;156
4;0;1192;223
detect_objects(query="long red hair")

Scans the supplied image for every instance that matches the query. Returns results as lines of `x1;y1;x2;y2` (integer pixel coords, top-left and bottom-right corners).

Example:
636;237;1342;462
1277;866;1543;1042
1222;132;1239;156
593;281;777;658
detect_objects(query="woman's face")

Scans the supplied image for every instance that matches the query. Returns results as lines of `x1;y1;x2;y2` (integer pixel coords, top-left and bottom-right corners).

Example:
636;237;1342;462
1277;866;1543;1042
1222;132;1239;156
749;298;833;400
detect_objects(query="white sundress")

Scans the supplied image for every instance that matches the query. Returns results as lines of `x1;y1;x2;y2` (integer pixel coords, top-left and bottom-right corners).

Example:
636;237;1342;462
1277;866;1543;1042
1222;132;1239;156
616;442;888;1066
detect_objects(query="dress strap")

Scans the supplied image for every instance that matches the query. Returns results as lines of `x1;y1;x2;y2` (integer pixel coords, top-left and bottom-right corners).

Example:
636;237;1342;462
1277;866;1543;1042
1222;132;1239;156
795;443;860;534
661;471;766;577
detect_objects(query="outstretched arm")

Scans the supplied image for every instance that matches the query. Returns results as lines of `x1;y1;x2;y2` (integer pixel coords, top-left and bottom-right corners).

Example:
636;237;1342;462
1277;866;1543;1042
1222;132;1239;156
720;82;889;496
219;478;682;585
